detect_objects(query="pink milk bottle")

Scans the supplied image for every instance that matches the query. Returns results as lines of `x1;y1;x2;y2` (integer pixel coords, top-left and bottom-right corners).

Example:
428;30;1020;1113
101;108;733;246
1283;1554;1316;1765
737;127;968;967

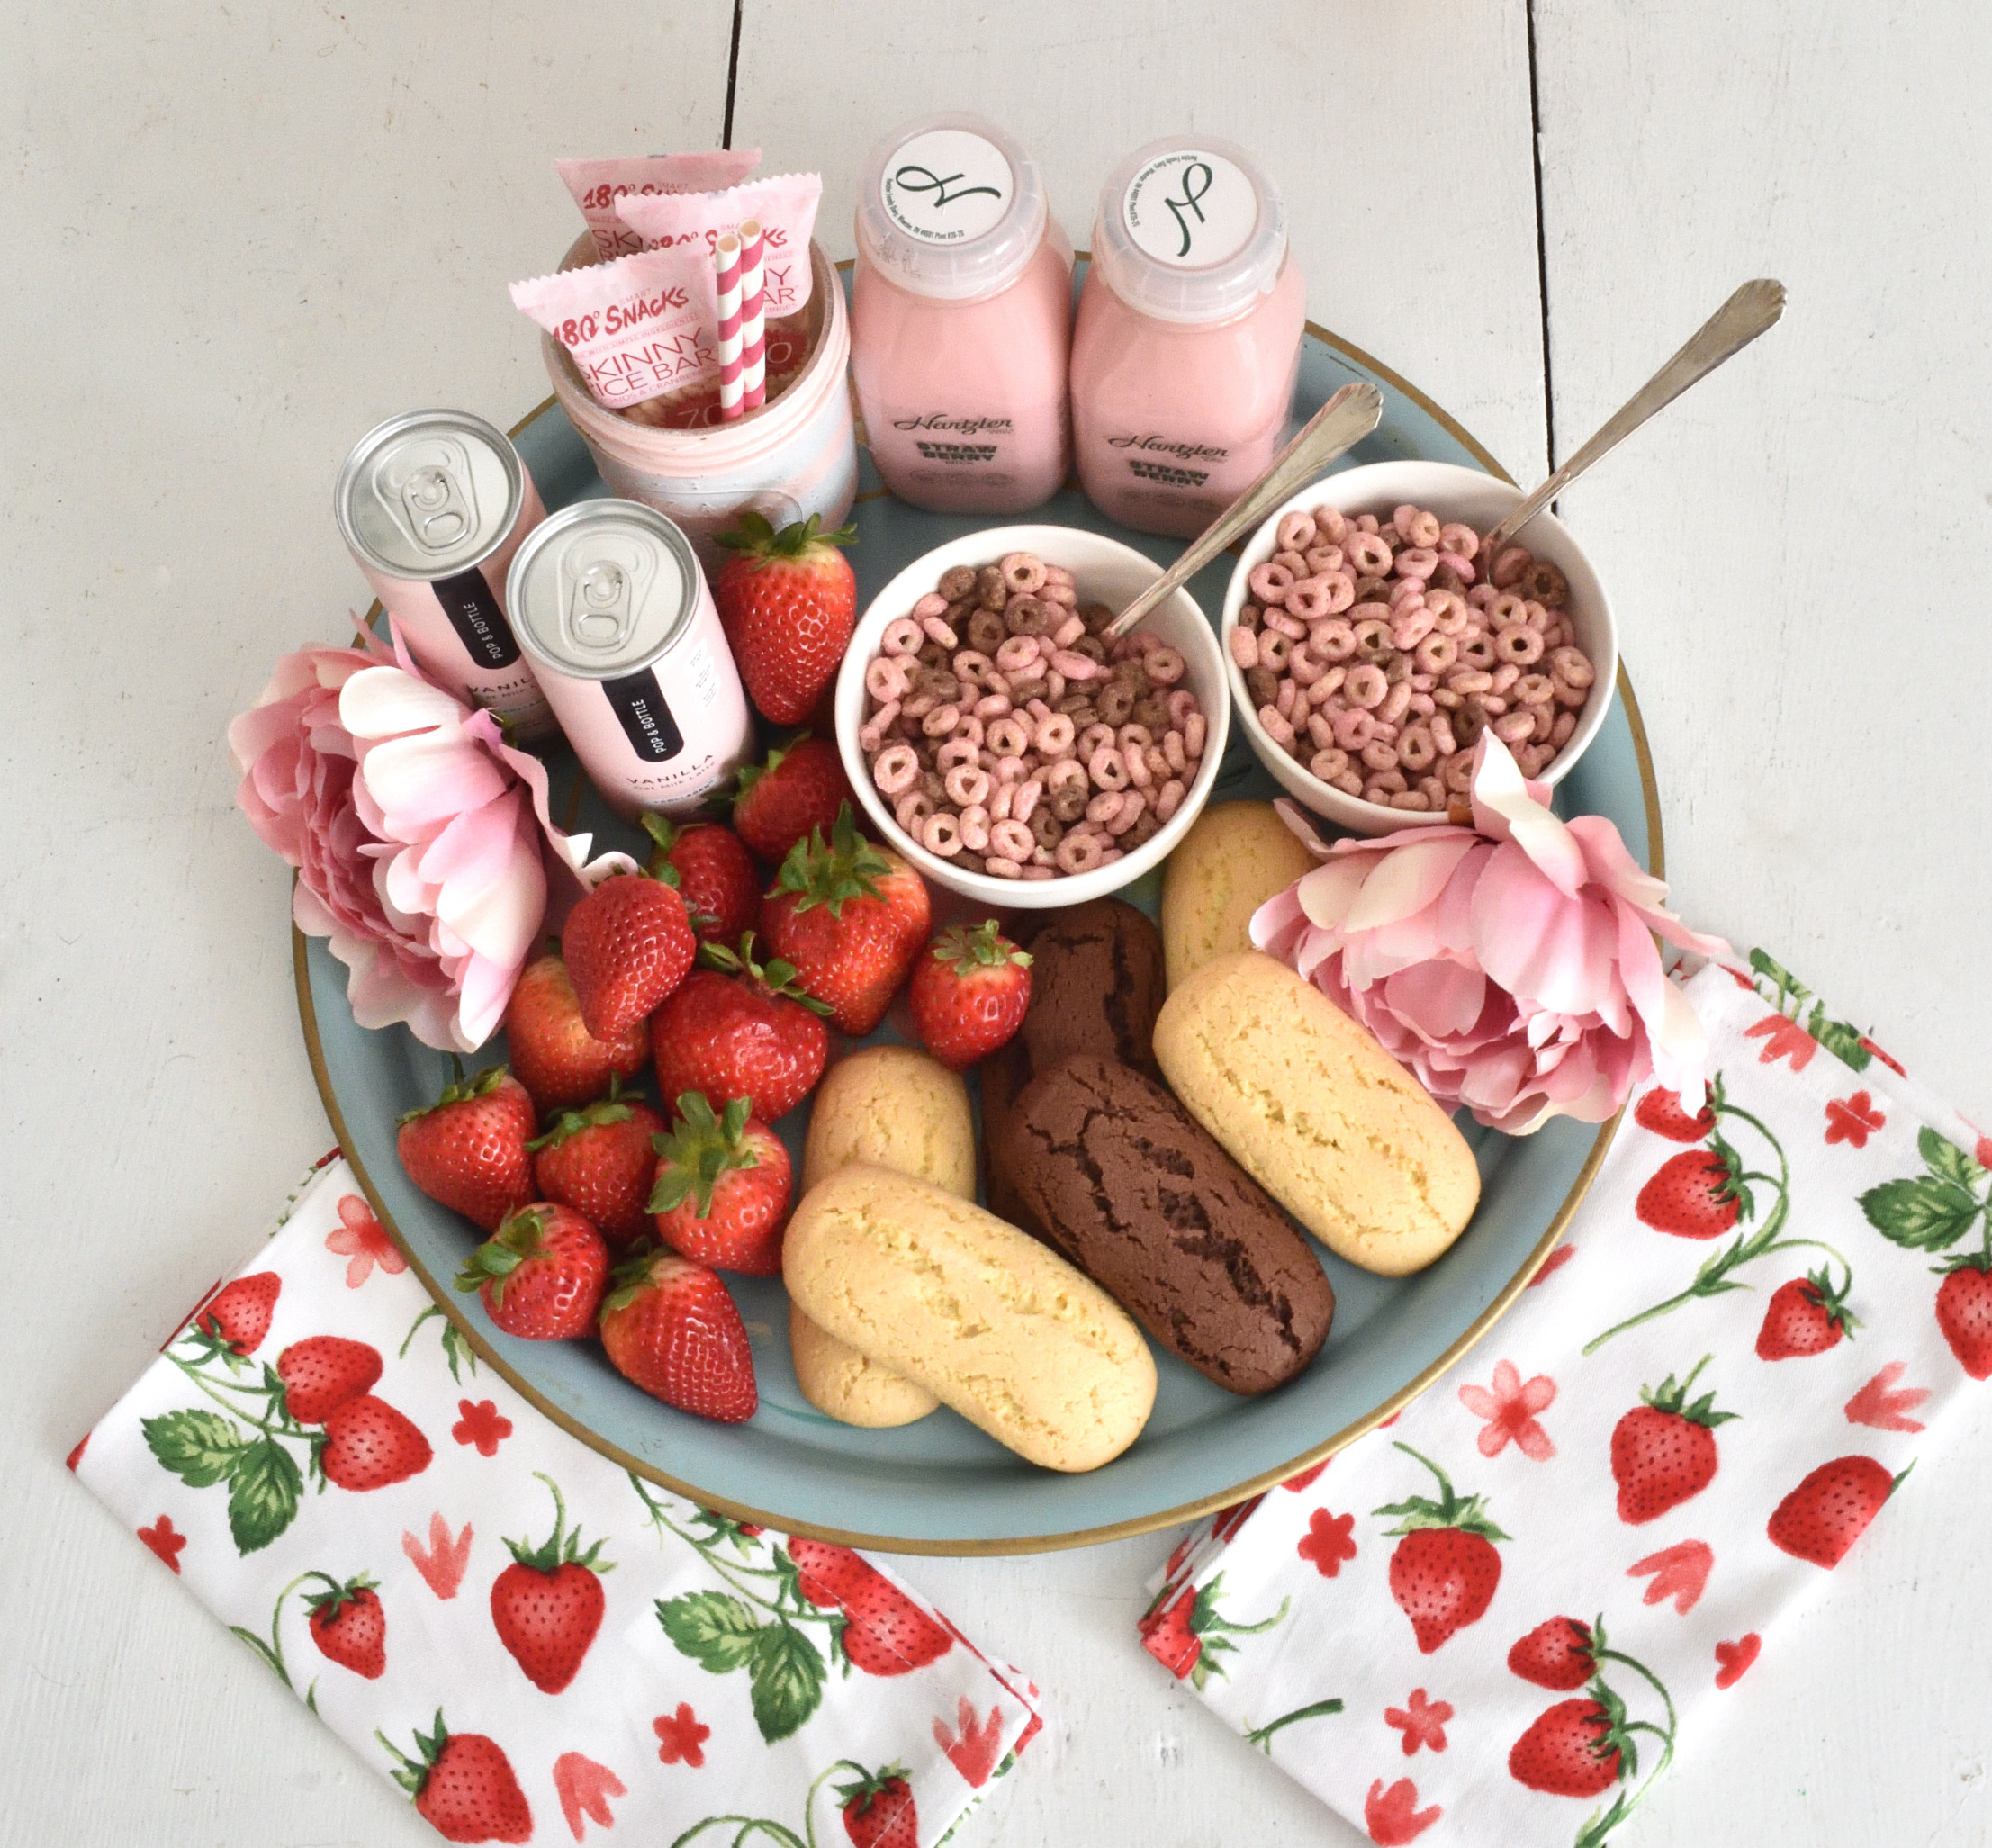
850;113;1073;514
1069;138;1304;538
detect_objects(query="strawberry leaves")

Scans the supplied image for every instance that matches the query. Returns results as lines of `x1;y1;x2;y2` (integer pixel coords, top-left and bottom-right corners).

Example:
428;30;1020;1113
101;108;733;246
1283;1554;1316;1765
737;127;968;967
142;1410;303;1553
1639;1356;1737;1429
144;1407;246;1487
1862;1127;1992;1259
1744;949;1874;1072
653;1590;828;1742
746;1622;828;1744
648;1093;761;1219
772;804;888;918
1373;1442;1510;1542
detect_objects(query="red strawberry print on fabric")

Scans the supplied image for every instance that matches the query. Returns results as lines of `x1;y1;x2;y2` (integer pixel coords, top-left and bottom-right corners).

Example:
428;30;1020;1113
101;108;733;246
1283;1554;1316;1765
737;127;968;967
553;1752;626;1837
1636;1149;1744;1240
837;1763;917;1848
1824;1090;1886;1148
320;1395;431;1491
490;1474;610;1694
137;1514;186;1572
1610;1357;1735;1522
1756;1270;1859;1359
1844;1362;1931;1432
1509;1697;1626;1798
1296;1507;1357;1577
653;1702;711;1767
1136;1572;1289;1690
195;1273;282;1354
1527;1244;1576;1286
1861;1127;1992;1377
1457;1358;1556;1460
305;1573;387;1679
786;1538;953;1677
1714;1633;1762;1687
1766;1455;1908;1568
1210;1493;1263;1544
65;1434;87;1473
1364;1776;1441;1844
326;1193;405;1287
1283;1458;1330;1493
380;1712;531;1844
1508;1616;1596;1690
451;1399;513;1456
1626;1539;1714;1613
933;1698;1005;1786
1373;1445;1507;1654
1634;1086;1717;1142
1384;1688;1452;1756
1936;1267;1992;1380
1744;1010;1817;1069
402;1512;474;1600
1507;1619;1678;1829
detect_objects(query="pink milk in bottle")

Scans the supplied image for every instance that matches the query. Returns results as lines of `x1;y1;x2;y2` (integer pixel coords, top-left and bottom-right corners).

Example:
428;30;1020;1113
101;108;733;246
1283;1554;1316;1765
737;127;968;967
1070;139;1304;539
850;113;1073;514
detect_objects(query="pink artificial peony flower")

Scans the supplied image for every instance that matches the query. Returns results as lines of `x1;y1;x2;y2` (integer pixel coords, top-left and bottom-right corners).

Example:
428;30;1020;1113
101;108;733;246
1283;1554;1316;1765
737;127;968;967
229;625;631;1052
1251;734;1728;1134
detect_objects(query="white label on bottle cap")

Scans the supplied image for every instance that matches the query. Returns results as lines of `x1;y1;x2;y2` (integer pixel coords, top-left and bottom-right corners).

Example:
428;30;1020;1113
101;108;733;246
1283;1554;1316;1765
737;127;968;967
1122;149;1257;268
880;129;1014;246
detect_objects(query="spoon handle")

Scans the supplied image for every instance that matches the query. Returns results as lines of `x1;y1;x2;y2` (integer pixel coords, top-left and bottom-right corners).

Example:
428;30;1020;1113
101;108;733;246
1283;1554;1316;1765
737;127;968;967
1481;277;1786;558
1102;381;1384;642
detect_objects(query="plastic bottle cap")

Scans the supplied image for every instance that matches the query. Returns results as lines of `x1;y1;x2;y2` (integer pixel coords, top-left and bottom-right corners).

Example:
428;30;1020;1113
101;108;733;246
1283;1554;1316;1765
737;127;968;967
1089;137;1287;326
855;112;1050;302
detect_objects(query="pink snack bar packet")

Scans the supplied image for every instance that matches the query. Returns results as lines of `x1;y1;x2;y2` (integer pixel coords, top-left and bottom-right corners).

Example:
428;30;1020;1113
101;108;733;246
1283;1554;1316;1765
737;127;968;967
510;246;722;410
614;172;824;318
557;150;762;259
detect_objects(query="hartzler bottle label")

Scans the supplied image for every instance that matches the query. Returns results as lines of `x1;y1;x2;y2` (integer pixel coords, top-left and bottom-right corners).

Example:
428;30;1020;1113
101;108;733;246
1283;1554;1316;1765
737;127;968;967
893;411;1015;465
1107;432;1231;489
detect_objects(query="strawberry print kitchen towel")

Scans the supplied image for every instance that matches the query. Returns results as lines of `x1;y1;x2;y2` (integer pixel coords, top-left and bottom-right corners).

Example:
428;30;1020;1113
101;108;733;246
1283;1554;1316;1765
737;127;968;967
70;1155;1040;1846
1138;951;1987;1846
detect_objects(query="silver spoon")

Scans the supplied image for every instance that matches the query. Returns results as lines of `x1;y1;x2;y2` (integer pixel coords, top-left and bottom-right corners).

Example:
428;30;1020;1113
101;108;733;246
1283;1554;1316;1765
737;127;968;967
1481;277;1787;556
1102;381;1384;642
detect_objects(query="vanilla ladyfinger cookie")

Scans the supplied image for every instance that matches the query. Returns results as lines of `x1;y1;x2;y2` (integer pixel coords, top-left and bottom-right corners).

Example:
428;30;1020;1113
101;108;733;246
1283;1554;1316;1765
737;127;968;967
783;1165;1158;1472
1153;951;1480;1276
789;1046;971;1427
1159;800;1319;992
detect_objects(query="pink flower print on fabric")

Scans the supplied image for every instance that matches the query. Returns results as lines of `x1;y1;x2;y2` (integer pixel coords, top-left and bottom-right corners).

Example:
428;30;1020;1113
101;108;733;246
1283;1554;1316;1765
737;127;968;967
402;1512;473;1599
1744;1010;1818;1070
1457;1360;1557;1460
1713;1634;1762;1689
137;1514;185;1573
1384;1688;1453;1756
1845;1362;1931;1433
451;1398;513;1456
933;1698;1006;1787
1365;1776;1442;1843
553;1753;626;1841
325;1193;405;1288
1627;1540;1714;1614
1824;1090;1887;1148
1297;1508;1359;1578
653;1703;711;1767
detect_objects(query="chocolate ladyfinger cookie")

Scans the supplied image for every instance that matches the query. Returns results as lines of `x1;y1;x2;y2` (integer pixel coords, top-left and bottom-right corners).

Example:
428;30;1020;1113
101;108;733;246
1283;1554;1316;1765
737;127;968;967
1008;1053;1334;1393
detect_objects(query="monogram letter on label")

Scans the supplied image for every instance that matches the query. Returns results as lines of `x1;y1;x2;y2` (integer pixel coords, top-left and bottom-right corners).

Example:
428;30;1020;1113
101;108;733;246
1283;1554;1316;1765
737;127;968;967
1162;160;1214;258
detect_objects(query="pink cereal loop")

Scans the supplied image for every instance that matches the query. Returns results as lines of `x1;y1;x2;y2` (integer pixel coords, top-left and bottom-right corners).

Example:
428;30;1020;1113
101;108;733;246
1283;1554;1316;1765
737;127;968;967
1353;617;1393;655
1090;745;1131;789
1011;780;1041;822
989;818;1034;861
1392;607;1436;651
987;781;1014;820
1284;577;1332;621
1491;545;1532;590
1037;581;1077;608
872;744;919;795
1460;634;1499;671
912;592;949;621
1257;706;1296;748
1493;711;1537;745
1394;546;1439;581
1184;712;1206;759
1379;680;1413;726
1497;626;1545;665
1000;552;1047;595
921;614;960;649
922;702;961;738
1361;739;1400;772
1287;643;1325;686
1228;627;1259;670
1145;647;1185;685
1259;631;1293;672
1312;618;1357;662
1275;680;1298;720
1116;722;1153;753
1551;711;1577;746
986;717;1032;758
1032;713;1076;757
1312;506;1349;545
985;855;1023;879
866;656;911;702
952;649;992;682
1041;562;1075;587
1248;561;1296;605
1166;690;1198;729
1051;613;1086;650
1515;672;1555;707
1403;507;1443;548
960;805;992;849
935;736;979;771
1304;545;1345;576
1077;724;1115;762
1105;791;1146;836
1438;523;1478;560
1332;707;1375;750
893;791;933;835
1056;832;1104;874
1273;549;1308;577
1344;663;1389;708
1261;608;1308;642
973;693;1012;720
995;634;1041;673
1346;532;1393;575
1086;791;1124;825
1154;779;1186;822
944;763;991;807
1276;510;1318;552
922;813;962;857
1047;758;1088;798
1466;583;1499;611
993;754;1027;784
1436;551;1477;584
1489;593;1529;630
1050;648;1100;681
1125;747;1154;789
881;618;923;657
1388;576;1427;609
1550;646;1596;688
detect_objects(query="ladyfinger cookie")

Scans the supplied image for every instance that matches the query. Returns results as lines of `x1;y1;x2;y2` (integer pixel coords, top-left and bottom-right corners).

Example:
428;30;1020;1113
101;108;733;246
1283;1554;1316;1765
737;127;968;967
1159;800;1318;992
783;1164;1157;1472
1153;951;1481;1276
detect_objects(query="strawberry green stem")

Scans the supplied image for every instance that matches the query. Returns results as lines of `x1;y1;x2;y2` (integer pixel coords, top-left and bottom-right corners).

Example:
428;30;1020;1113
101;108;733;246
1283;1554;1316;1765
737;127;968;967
1243;1696;1344;1753
667;1822;806;1848
627;1475;836;1620
228;1570;316;1688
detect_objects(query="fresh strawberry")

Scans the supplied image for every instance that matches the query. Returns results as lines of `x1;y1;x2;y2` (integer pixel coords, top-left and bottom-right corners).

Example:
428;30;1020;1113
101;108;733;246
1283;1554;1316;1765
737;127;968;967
396;1065;536;1232
320;1395;432;1492
503;952;649;1116
1609;1356;1735;1523
643;814;760;946
651;934;831;1125
1935;1262;1992;1379
529;1083;668;1248
305;1572;386;1679
382;1712;532;1845
1766;1454;1905;1568
1507;1616;1596;1690
836;1763;916;1848
1374;1444;1507;1654
1633;1086;1717;1143
562;870;696;1041
1138;1587;1201;1681
784;1538;953;1676
195;1273;281;1355
276;1336;383;1423
490;1476;609;1694
1508;1696;1627;1798
1756;1269;1860;1360
729;735;855;865
715;511;857;725
598;1248;757;1422
647;1093;792;1276
908;920;1032;1070
1635;1146;1745;1240
760;807;931;1036
455;1204;609;1340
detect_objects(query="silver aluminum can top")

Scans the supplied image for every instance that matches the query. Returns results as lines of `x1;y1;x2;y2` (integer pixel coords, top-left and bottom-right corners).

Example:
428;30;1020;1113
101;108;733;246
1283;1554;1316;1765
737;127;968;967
335;410;525;581
505;499;700;681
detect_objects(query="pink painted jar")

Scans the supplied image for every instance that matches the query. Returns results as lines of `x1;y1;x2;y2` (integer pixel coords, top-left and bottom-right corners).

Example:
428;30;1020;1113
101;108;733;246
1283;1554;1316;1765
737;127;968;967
850;113;1073;515
1070;139;1304;538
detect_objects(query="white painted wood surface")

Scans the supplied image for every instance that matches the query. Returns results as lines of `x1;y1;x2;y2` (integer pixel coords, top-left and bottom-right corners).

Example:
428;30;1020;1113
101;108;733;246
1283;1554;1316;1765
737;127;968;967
1;3;1986;1843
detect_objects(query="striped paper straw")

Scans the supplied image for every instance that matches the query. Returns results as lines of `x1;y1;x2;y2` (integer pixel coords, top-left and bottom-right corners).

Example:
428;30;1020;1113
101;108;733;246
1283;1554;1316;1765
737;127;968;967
738;217;767;411
714;230;744;423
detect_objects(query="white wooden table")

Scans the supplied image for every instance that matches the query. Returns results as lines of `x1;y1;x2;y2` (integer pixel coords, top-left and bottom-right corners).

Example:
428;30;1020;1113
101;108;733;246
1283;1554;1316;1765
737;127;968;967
6;4;1990;1842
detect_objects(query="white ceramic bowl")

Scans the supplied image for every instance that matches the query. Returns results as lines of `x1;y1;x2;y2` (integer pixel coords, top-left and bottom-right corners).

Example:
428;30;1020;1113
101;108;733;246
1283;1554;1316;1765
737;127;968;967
835;524;1230;908
1221;461;1619;834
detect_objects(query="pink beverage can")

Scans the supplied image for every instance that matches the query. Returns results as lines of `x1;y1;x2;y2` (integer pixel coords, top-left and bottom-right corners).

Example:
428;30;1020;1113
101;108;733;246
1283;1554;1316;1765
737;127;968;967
334;410;557;742
505;500;753;821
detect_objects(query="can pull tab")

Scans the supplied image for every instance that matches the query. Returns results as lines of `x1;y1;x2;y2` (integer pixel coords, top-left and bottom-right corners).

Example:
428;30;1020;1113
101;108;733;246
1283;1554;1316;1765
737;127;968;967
401;464;473;553
569;560;633;652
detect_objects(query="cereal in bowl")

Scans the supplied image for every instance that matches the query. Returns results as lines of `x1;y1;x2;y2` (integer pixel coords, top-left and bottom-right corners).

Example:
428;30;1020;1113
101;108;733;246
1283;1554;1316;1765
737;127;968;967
857;552;1209;879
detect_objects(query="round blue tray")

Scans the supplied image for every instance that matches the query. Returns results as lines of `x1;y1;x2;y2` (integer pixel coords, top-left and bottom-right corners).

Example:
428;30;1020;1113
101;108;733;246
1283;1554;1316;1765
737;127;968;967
299;285;1660;1554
